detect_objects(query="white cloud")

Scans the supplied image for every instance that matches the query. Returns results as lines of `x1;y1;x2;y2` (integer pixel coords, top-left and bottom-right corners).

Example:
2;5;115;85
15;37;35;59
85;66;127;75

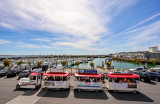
0;39;11;44
0;0;135;49
19;43;54;48
120;20;160;47
32;38;51;42
123;12;160;32
107;12;160;40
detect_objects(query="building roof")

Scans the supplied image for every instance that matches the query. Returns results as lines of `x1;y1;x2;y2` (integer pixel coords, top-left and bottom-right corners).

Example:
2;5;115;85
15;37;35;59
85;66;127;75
30;72;41;76
149;46;158;48
43;72;70;77
105;73;139;78
74;73;102;78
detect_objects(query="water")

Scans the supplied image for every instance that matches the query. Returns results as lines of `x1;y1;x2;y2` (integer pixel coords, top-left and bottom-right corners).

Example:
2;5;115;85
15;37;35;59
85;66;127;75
112;60;153;69
72;58;106;69
71;58;154;69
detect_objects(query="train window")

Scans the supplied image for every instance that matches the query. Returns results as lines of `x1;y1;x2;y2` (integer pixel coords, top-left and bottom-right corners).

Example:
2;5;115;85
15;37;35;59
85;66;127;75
30;76;36;80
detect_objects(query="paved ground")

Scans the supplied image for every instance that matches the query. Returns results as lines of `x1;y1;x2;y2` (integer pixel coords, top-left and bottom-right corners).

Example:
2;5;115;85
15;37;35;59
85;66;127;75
0;75;160;104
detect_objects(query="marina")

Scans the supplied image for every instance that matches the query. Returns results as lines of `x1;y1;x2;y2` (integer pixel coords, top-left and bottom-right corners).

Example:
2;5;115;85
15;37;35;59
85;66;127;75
1;0;160;104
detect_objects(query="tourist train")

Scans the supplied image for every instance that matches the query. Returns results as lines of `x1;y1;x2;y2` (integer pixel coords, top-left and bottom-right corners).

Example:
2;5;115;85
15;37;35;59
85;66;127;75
16;66;141;94
105;73;140;93
42;66;70;90
74;69;103;92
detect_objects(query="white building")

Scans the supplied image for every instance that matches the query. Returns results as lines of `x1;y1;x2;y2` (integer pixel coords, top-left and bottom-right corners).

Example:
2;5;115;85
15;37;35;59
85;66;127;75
149;46;160;53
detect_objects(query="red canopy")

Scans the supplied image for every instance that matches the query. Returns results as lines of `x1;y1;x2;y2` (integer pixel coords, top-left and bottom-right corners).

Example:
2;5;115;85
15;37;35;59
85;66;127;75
30;72;41;76
106;73;139;78
74;73;102;78
43;72;70;77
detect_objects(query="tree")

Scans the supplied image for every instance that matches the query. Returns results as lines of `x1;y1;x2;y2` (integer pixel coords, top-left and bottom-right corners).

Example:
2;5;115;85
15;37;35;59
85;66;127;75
27;61;32;70
37;61;42;68
90;62;94;69
105;61;111;69
17;60;23;71
134;58;141;68
151;59;157;67
61;60;67;67
74;61;80;69
3;59;11;69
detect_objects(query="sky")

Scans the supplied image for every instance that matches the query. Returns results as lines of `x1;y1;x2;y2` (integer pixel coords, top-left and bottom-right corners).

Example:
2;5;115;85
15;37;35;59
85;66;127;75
0;0;160;55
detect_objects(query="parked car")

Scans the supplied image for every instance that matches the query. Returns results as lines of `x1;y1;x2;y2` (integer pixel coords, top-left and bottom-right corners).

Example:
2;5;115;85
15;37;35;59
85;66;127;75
114;71;128;73
0;66;4;70
12;68;22;75
6;70;17;78
1;69;8;74
31;68;42;73
147;72;159;80
149;71;160;82
133;71;151;82
150;65;160;72
0;69;8;77
18;70;31;79
129;67;145;72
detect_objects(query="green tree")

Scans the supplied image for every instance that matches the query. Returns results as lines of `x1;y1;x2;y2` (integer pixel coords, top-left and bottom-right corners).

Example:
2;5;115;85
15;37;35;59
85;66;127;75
17;60;23;71
105;61;111;69
37;61;42;68
3;59;11;69
61;60;67;67
134;58;141;71
90;62;94;69
74;61;80;69
151;59;157;67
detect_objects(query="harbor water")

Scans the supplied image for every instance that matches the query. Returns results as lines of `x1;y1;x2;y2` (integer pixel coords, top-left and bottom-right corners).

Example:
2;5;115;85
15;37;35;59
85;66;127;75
72;58;154;69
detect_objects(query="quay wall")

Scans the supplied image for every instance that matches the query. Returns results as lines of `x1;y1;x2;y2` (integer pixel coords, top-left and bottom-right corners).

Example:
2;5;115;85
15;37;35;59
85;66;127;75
111;57;160;64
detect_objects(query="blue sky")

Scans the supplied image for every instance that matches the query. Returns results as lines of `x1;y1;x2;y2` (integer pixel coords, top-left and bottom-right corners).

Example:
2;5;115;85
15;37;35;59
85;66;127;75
0;0;160;55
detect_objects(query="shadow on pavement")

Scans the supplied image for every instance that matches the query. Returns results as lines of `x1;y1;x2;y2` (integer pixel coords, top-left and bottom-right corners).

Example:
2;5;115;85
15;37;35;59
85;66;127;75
109;91;154;102
22;89;40;96
37;89;70;98
74;90;108;100
146;81;157;85
13;88;27;92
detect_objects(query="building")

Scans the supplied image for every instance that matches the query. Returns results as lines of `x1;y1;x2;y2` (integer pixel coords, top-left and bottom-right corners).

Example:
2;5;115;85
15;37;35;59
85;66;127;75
149;46;160;53
114;51;148;58
112;46;160;59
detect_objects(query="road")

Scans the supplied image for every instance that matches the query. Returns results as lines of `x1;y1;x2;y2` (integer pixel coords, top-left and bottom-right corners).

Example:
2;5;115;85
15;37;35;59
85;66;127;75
0;76;160;104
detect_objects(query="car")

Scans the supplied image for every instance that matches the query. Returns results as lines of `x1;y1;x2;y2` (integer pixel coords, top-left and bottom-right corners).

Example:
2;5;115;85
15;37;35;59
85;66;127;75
129;67;145;72
31;68;42;73
0;66;4;70
147;72;159;80
1;69;8;73
6;70;17;78
153;71;160;82
18;70;31;79
0;69;8;77
150;65;160;72
114;71;128;73
12;68;22;75
133;71;151;82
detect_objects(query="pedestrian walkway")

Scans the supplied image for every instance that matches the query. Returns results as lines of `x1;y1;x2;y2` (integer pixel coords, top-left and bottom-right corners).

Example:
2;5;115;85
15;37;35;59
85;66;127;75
6;88;47;104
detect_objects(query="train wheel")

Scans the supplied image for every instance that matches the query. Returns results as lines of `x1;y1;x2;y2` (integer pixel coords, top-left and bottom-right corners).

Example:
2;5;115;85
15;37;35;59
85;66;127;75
155;78;159;82
16;84;20;89
113;90;118;93
132;90;137;94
